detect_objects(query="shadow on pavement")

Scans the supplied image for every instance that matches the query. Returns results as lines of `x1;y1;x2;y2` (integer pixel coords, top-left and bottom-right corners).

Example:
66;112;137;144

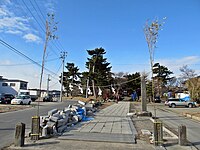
24;141;60;147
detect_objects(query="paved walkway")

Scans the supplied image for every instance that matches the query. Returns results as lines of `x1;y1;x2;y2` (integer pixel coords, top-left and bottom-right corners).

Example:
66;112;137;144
59;102;137;143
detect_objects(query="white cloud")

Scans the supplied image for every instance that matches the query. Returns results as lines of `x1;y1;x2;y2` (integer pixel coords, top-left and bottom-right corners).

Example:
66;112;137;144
156;56;200;76
23;33;42;43
0;7;8;16
5;30;22;35
0;17;29;32
0;3;41;43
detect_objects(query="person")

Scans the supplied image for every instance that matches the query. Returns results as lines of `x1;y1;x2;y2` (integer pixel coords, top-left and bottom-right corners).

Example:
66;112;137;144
115;93;119;103
131;91;137;101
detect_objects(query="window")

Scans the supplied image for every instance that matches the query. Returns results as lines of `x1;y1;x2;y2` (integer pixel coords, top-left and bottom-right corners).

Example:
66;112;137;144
10;83;16;87
2;83;8;86
20;83;27;90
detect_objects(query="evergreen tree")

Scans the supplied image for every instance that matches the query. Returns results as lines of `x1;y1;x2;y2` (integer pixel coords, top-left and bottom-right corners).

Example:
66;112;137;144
62;63;81;96
85;47;112;97
153;63;173;96
124;72;141;95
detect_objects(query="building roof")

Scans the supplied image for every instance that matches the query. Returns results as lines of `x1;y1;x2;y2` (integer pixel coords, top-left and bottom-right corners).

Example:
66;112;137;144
6;79;28;83
0;76;28;83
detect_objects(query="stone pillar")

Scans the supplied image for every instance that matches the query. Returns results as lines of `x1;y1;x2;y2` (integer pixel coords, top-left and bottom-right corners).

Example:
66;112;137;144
178;125;187;146
14;122;25;147
141;74;147;111
154;121;163;146
31;116;40;140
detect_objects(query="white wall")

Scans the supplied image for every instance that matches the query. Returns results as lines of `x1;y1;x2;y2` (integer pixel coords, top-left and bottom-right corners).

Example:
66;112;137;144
0;81;18;96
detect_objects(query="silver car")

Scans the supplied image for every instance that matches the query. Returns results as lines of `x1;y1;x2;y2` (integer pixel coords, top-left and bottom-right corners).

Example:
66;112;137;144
167;98;197;108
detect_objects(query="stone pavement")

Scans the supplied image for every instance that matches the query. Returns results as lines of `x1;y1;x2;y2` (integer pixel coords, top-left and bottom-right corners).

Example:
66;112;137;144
59;101;137;143
6;101;196;150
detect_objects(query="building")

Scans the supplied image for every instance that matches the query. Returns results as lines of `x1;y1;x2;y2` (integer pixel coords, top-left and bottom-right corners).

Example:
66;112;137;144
0;76;28;96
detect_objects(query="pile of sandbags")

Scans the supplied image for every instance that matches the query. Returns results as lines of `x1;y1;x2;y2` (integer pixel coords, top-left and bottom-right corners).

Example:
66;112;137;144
40;100;99;137
40;104;86;137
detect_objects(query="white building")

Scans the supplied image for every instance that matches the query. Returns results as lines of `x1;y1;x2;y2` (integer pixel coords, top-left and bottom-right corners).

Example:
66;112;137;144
0;76;28;96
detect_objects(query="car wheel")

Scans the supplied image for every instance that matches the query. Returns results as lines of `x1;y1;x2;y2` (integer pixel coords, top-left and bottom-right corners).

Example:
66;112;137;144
20;101;23;105
171;103;176;108
28;101;31;105
188;103;193;108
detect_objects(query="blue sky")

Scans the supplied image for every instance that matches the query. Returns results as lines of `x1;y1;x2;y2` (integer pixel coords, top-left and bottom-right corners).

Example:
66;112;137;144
0;0;200;90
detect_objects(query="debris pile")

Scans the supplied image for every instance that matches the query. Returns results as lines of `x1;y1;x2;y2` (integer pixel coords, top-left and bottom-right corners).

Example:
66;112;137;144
39;100;99;137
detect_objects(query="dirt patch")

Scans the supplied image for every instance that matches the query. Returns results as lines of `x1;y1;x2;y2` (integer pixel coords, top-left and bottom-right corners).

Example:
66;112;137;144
0;105;32;113
62;96;101;103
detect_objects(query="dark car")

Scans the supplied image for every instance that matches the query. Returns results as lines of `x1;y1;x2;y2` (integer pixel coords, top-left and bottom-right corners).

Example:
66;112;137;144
0;93;15;104
43;95;53;102
154;96;161;103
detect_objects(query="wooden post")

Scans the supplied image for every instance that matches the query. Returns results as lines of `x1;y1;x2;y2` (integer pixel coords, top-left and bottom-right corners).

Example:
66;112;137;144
31;116;40;140
14;122;25;147
178;125;187;146
154;120;163;146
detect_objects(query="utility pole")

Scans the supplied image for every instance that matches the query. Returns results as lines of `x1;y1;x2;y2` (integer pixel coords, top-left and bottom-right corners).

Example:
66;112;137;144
47;74;50;96
38;20;49;116
60;51;67;102
38;13;57;116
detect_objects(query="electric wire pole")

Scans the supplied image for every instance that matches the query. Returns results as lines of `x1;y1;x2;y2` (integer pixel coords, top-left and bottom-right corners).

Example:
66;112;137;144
60;51;67;102
47;74;50;96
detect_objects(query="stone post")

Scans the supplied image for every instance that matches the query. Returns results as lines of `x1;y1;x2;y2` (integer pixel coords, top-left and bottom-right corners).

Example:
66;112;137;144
178;125;187;146
154;120;163;146
31;116;40;140
14;122;25;147
141;74;147;111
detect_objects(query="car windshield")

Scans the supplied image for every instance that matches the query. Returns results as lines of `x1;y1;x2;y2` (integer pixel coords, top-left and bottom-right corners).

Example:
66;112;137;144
15;96;24;99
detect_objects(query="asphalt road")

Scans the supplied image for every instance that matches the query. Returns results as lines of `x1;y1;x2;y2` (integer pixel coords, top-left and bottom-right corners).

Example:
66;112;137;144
147;104;200;150
0;100;76;149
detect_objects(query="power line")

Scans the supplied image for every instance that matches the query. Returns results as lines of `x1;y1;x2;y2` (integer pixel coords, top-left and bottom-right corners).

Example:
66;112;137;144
0;39;59;78
32;0;66;52
21;0;60;57
0;58;59;66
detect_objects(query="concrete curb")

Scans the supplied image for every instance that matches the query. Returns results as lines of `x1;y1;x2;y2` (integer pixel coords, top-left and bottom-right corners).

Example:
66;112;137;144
182;113;200;122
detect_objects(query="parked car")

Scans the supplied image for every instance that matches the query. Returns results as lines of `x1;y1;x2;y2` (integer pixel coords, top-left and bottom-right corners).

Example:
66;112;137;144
11;95;32;105
154;96;161;103
0;93;15;104
43;95;53;102
167;98;197;108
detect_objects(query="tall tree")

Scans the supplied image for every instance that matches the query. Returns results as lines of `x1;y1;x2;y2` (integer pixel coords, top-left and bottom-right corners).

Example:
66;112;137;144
124;72;141;95
86;47;112;98
144;18;165;101
153;63;173;96
62;63;81;96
